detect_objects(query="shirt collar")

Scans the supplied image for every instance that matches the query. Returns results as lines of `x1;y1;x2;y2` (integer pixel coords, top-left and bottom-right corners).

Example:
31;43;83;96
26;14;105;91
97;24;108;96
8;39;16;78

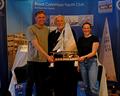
55;28;65;33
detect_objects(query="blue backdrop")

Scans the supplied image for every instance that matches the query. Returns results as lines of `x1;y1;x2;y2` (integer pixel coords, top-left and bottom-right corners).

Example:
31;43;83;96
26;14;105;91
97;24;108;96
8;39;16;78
6;0;120;82
0;0;8;95
32;0;120;81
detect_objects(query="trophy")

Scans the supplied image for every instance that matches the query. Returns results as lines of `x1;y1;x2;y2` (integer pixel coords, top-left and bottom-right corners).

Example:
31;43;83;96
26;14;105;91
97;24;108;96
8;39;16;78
50;51;79;61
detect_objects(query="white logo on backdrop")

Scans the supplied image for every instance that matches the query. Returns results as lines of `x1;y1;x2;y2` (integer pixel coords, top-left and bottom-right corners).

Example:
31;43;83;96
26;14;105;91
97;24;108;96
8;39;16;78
0;0;4;10
116;0;120;10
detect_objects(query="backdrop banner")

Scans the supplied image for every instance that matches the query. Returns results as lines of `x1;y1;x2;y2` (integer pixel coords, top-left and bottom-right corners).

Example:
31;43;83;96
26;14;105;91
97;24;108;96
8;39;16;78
0;0;8;95
7;0;120;95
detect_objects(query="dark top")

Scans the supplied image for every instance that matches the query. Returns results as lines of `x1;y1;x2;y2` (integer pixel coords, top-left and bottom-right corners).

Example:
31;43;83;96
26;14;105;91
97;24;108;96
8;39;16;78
48;30;61;52
77;35;99;56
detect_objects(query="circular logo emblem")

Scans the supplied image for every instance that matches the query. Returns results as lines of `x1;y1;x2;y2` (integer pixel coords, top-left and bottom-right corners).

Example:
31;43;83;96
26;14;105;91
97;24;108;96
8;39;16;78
116;0;120;10
0;0;4;10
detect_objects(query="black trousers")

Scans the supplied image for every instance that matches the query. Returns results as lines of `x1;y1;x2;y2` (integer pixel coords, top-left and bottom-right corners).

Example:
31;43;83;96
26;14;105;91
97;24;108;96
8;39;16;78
25;61;50;96
54;61;77;96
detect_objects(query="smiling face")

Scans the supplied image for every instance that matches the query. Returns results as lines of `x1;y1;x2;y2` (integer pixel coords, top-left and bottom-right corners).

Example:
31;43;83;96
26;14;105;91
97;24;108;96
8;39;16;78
35;12;46;27
82;23;92;37
55;16;65;32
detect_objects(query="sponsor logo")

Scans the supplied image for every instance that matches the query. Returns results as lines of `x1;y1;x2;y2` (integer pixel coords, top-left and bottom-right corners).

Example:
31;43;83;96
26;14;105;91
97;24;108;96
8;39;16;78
98;0;113;13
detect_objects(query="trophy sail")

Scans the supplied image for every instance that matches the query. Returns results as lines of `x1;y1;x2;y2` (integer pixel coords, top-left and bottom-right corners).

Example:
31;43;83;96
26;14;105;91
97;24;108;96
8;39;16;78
53;22;77;52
